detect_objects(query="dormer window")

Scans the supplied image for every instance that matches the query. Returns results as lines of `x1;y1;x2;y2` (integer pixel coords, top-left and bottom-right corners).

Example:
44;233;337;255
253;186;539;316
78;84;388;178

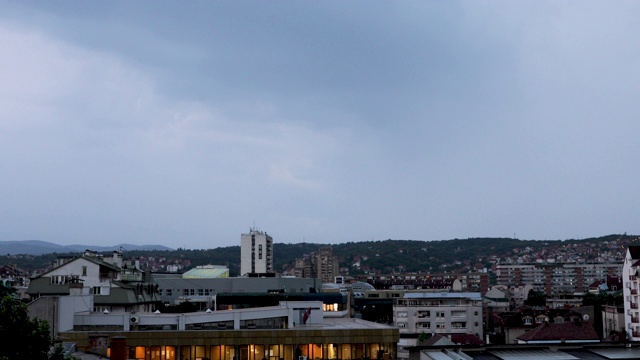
523;316;533;325
535;315;548;324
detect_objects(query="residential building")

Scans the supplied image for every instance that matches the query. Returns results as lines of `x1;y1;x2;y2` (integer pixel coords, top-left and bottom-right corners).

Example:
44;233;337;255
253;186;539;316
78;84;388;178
291;247;339;283
623;246;640;341
515;320;599;344
359;272;489;295
26;250;160;339
496;262;622;295
316;246;339;284
405;343;640;360
500;308;591;344
393;292;483;360
241;229;273;276
602;305;625;339
0;263;30;300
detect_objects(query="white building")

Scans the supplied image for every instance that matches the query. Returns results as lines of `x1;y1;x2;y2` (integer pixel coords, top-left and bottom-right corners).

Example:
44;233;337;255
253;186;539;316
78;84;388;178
393;292;483;359
623;246;640;340
240;228;274;276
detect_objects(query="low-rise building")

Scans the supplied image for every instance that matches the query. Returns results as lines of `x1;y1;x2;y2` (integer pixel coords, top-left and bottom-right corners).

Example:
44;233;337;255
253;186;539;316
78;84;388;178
393;292;483;360
55;299;399;360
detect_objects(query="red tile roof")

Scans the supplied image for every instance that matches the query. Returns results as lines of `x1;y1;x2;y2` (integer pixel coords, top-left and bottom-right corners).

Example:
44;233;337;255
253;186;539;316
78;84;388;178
516;320;598;342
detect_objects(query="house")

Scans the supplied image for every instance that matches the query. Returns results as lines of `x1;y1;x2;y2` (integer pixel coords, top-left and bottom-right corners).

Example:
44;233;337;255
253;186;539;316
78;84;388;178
515;319;599;344
27;250;161;339
500;307;588;344
0;263;30;300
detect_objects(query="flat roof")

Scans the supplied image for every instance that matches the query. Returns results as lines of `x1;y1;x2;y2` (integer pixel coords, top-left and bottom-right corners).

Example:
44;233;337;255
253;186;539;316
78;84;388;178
403;292;482;300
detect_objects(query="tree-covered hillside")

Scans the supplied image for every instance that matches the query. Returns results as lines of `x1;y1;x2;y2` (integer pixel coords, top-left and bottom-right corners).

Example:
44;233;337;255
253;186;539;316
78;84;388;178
1;234;635;277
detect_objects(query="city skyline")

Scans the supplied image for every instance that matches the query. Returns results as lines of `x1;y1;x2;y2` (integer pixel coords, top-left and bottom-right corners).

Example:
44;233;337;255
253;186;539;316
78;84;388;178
1;1;640;249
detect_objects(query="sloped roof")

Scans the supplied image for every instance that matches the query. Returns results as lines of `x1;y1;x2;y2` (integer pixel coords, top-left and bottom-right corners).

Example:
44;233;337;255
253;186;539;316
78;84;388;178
403;292;482;300
32;256;120;279
421;334;456;346
95;283;160;306
450;333;485;345
516;321;598;342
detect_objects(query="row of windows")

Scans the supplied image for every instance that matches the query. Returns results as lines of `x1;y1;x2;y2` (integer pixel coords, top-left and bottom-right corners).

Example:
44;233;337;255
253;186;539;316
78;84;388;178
157;289;215;297
397;322;448;329
396;310;475;318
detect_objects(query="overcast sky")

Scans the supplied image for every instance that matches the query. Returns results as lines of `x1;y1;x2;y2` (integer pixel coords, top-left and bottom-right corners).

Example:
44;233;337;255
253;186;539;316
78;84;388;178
1;1;639;249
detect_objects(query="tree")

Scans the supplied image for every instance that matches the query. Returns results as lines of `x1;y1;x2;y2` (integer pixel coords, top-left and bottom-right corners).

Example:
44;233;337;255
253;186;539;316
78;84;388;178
524;289;547;307
418;331;430;344
0;295;72;360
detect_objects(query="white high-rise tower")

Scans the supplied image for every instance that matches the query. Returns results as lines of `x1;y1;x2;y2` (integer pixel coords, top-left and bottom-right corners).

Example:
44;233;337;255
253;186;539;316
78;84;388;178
240;228;273;276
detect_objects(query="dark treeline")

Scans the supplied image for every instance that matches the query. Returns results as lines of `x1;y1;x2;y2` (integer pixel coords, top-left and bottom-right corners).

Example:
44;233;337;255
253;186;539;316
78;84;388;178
1;234;635;277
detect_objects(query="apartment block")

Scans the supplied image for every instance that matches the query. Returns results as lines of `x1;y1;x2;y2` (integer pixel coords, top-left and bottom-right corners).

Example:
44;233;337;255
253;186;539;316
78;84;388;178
496;262;622;295
623;246;640;341
393;292;483;359
240;229;273;276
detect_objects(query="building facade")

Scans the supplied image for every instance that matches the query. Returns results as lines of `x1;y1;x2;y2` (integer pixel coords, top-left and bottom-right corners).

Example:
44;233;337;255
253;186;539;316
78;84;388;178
241;229;274;276
623;246;640;341
393;292;483;360
316;247;339;284
496;262;622;295
58;300;398;360
359;272;489;295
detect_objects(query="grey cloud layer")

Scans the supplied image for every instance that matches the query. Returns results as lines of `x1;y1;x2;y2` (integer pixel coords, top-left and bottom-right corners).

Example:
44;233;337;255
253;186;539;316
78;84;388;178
1;1;639;247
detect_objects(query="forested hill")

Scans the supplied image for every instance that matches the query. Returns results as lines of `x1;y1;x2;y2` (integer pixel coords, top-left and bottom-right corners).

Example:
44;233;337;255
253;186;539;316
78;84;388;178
2;234;635;277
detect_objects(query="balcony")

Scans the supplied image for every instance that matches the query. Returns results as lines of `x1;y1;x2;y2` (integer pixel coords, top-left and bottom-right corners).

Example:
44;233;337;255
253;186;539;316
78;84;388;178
632;317;639;324
633;289;638;295
632;303;639;309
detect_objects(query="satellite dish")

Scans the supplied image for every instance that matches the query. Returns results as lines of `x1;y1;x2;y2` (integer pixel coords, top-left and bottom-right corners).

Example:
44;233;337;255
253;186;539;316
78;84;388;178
583;314;589;321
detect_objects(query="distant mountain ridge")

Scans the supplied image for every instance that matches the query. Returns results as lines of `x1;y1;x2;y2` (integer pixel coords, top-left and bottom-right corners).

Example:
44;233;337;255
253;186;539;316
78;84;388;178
0;240;173;255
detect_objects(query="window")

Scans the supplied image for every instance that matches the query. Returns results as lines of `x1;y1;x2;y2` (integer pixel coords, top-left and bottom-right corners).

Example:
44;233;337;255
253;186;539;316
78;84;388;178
82;266;87;276
166;289;172;296
436;311;445;318
536;316;548;324
183;289;189;295
50;276;66;285
436;323;445;329
397;311;408;318
397;322;407;328
93;287;101;295
523;317;533;325
417;322;430;329
198;289;204;296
